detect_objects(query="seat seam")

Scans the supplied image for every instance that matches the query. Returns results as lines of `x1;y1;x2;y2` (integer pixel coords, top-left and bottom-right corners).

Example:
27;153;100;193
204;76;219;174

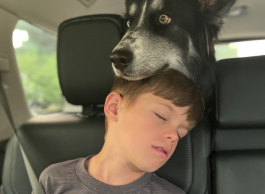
215;71;219;126
205;127;211;194
184;132;193;192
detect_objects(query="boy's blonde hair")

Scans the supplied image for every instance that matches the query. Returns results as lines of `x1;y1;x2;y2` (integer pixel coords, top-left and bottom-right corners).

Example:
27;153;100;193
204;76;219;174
105;69;205;140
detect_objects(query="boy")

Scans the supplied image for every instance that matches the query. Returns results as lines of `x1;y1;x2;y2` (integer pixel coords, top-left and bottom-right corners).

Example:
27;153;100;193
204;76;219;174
38;69;204;194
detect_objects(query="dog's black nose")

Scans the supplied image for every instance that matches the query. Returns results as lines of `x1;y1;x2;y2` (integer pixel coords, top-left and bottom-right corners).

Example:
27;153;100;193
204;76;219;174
110;50;133;72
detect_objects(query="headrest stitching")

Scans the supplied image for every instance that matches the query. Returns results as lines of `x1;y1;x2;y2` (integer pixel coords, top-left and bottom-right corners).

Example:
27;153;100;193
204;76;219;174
59;16;123;35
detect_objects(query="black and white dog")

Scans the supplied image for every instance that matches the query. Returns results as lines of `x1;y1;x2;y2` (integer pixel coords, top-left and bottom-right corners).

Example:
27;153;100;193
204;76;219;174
110;0;236;102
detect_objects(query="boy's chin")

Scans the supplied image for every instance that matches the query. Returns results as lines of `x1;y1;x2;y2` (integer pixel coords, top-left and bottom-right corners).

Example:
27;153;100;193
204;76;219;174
137;160;166;173
141;165;164;173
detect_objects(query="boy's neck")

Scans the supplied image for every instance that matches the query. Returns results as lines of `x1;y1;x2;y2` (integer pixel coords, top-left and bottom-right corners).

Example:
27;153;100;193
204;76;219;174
85;141;146;185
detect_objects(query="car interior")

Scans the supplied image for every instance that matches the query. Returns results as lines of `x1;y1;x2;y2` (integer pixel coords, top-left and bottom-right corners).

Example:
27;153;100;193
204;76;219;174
0;0;264;194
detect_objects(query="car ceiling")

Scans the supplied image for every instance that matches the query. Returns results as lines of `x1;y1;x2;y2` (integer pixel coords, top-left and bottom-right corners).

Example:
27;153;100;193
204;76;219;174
0;0;264;41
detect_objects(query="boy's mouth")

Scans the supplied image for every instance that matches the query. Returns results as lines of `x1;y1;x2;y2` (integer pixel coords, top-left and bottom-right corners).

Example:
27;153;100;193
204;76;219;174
151;145;169;159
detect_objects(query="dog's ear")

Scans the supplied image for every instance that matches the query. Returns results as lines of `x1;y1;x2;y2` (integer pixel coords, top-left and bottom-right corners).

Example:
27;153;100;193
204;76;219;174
198;0;236;30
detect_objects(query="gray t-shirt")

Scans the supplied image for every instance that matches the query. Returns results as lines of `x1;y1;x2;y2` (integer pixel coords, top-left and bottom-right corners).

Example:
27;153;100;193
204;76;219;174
38;155;186;194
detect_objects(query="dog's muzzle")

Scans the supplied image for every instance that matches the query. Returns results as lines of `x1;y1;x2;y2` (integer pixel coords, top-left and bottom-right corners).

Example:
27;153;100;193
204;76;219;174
110;50;133;72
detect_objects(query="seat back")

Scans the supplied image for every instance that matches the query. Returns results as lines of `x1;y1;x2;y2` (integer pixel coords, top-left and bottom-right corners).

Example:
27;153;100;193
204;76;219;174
212;55;265;194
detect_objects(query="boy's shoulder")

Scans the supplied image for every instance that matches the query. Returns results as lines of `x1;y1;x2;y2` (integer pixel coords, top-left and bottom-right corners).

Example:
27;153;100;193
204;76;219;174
40;157;80;179
147;173;186;194
39;157;82;188
38;157;186;194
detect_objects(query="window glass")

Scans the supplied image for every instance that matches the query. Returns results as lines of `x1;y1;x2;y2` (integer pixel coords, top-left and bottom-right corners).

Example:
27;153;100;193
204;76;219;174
13;20;62;115
215;39;265;61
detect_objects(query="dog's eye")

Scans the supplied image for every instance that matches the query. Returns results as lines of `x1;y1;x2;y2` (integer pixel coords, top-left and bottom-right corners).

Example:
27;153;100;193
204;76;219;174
159;15;171;25
127;20;131;27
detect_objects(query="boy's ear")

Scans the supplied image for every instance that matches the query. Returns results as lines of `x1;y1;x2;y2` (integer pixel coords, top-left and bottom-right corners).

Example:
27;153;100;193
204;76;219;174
198;0;236;31
104;92;123;122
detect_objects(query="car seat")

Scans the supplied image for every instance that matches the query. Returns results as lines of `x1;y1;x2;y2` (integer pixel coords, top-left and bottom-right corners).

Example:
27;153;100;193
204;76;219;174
211;55;265;194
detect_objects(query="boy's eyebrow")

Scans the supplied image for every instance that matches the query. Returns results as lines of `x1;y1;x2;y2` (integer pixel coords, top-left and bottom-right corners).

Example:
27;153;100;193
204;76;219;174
157;102;174;112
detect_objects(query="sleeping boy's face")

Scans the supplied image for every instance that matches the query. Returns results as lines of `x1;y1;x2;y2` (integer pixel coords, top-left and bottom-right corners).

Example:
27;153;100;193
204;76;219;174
110;91;191;173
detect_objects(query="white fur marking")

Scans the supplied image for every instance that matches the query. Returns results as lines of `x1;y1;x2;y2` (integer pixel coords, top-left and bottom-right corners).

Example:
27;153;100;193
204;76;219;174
188;38;200;59
151;0;164;11
136;0;147;29
129;3;137;16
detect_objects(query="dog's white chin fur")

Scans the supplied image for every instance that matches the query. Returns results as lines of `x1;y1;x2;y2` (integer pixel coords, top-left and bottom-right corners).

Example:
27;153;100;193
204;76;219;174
119;74;148;81
112;64;150;81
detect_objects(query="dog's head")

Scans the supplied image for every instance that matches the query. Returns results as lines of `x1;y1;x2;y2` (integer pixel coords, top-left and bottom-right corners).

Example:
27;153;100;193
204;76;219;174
110;0;235;99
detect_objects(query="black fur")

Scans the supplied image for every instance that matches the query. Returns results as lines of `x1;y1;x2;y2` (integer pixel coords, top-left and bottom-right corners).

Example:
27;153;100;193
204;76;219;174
111;0;236;103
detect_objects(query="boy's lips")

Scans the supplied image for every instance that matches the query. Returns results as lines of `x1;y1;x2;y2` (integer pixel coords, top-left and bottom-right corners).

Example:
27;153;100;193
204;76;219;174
151;145;170;159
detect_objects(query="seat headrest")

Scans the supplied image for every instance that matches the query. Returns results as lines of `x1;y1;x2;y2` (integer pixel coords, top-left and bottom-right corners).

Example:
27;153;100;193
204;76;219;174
57;15;124;107
216;55;265;129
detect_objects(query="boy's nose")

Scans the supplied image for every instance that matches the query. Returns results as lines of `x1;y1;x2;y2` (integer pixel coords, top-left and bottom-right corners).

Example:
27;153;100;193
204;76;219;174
165;131;179;144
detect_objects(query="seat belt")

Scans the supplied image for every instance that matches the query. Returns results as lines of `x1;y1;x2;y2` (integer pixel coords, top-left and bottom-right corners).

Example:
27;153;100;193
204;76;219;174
0;185;6;194
0;74;45;194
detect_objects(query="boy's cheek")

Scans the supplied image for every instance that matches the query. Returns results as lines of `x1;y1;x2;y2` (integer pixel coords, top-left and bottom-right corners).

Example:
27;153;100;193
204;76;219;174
130;112;154;128
136;118;158;133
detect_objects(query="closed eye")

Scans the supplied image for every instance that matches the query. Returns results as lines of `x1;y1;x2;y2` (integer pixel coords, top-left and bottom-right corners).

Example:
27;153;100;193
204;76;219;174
155;113;182;140
155;113;167;121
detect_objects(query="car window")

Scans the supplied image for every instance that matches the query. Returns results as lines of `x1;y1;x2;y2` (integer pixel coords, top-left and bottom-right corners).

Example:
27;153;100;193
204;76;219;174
215;39;265;61
13;20;81;115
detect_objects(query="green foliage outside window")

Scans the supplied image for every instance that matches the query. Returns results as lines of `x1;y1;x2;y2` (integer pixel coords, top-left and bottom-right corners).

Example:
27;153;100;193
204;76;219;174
14;20;62;114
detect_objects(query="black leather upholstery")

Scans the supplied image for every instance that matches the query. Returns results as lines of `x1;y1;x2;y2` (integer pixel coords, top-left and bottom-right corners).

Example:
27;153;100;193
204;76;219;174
214;129;265;151
58;15;125;106
2;14;212;194
216;55;265;129
18;114;106;176
211;150;265;194
212;55;265;194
